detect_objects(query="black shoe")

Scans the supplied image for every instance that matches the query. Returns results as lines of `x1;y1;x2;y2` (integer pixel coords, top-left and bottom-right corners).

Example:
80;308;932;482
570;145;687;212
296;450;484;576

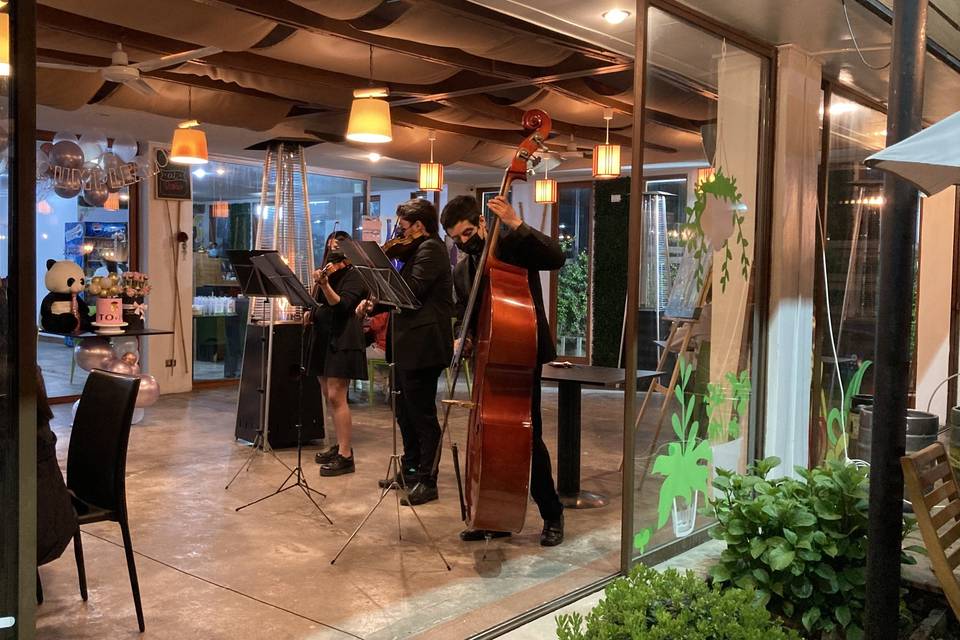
320;453;355;477
379;467;418;489
314;444;339;465
459;529;511;542
400;483;438;506
540;514;564;547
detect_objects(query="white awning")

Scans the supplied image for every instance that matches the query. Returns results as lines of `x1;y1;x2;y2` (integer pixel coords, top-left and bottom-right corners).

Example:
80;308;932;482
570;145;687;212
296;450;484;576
865;110;960;196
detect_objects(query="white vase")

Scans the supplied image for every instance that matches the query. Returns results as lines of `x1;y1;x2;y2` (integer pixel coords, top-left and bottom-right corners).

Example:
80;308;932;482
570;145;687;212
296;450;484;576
672;492;698;538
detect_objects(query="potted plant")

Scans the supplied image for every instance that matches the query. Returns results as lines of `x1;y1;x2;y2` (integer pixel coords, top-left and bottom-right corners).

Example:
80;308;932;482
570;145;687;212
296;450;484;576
556;564;801;639
652;357;713;537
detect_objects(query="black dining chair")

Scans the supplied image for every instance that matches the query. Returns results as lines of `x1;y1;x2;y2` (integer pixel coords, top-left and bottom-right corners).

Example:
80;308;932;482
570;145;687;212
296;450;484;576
66;368;144;632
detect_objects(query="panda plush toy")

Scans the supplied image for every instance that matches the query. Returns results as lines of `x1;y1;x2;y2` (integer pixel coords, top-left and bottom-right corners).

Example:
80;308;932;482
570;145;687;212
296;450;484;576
40;259;91;333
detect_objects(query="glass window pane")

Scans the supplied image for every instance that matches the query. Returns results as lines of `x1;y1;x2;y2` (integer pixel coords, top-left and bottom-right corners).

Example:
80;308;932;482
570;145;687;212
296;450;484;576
36;143;133;398
632;8;768;561
556;183;591;359
190;160;260;381
307;173;366;267
810;95;888;465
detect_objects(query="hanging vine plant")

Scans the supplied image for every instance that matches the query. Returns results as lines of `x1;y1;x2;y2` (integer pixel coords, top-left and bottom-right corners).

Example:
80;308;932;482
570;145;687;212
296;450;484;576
681;168;750;292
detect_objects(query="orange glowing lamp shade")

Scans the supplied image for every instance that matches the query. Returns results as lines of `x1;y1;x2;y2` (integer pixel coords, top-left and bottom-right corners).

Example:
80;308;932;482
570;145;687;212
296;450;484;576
211;201;229;218
0;13;9;77
104;192;121;211
535;178;558;204
170;126;209;165
592;143;622;179
418;162;444;192
37;199;53;215
345;97;393;144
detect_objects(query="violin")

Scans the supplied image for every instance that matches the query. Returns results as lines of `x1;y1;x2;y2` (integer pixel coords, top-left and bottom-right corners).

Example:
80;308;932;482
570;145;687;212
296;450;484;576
381;227;427;261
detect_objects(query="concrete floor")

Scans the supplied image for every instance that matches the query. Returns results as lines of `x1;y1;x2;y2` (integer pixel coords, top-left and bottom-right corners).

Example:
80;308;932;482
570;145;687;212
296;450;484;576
36;383;652;640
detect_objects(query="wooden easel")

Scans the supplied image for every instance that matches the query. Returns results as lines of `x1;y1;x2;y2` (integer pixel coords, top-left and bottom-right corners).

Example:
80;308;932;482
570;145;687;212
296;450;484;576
632;272;712;488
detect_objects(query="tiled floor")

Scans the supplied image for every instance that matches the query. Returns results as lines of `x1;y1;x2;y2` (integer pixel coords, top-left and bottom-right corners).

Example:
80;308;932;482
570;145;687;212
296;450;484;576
36;383;656;639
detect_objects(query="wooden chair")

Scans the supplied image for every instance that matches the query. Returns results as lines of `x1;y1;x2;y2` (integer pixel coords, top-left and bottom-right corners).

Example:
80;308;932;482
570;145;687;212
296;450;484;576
67;369;145;632
901;442;960;619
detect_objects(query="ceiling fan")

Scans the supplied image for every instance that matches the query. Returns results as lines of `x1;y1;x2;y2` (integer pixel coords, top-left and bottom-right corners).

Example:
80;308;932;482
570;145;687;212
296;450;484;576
38;43;222;97
557;134;593;161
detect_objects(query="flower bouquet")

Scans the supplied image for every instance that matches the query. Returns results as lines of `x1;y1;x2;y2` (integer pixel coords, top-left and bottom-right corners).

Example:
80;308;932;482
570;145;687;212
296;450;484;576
120;271;151;330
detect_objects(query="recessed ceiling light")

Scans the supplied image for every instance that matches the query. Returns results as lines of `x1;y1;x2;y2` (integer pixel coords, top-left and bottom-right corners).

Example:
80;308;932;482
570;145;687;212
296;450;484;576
215;167;226;176
602;9;631;25
368;152;382;162
193;168;207;179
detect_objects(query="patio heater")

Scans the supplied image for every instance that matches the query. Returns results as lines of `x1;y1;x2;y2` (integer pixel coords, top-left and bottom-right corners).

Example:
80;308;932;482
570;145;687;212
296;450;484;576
234;142;324;449
636;191;674;369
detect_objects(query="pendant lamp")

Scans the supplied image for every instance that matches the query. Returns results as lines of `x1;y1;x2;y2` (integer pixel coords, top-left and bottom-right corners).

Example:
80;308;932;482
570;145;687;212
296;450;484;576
535;158;558;204
418;130;444;192
211;201;229;218
0;13;9;77
346;46;392;143
593;108;621;179
170;87;209;165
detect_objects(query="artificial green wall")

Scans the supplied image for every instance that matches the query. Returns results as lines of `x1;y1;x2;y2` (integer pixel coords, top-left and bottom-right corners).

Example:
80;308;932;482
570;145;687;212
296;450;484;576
591;177;631;367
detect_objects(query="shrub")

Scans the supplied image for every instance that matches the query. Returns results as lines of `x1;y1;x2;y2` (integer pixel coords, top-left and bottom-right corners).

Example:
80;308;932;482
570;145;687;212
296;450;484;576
555;564;801;640
709;457;919;639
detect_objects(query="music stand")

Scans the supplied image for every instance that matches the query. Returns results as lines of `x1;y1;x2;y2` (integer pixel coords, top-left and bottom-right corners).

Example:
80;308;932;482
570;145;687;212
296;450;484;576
330;240;450;569
224;250;292;489
229;251;333;524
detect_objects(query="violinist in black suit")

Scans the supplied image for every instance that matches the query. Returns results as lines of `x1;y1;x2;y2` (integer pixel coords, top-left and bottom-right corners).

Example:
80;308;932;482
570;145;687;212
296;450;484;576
442;194;565;546
357;199;453;506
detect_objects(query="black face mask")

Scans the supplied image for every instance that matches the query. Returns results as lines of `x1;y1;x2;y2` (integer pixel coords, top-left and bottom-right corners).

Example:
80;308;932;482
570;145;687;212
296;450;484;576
327;251;345;264
455;233;484;256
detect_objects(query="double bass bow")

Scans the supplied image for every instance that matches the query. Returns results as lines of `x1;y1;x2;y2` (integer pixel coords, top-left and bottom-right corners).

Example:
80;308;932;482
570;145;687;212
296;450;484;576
437;109;552;533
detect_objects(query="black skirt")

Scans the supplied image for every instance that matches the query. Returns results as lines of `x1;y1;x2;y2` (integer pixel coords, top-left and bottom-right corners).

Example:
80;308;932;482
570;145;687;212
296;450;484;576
308;324;368;380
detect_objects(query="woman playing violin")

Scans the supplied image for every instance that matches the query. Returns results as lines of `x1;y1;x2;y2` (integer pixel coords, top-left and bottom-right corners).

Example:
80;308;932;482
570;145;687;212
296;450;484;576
308;231;369;476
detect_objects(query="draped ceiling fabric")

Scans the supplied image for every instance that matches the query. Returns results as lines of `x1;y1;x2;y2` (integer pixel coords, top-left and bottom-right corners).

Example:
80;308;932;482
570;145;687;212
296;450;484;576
37;68;106;111
40;0;277;51
34;0;714;169
101;83;292;132
257;31;459;85
287;0;384;21
367;4;572;67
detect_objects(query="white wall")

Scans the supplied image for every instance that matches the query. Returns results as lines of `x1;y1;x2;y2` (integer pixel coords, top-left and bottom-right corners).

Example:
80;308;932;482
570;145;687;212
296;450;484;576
140;143;194;394
916;187;958;422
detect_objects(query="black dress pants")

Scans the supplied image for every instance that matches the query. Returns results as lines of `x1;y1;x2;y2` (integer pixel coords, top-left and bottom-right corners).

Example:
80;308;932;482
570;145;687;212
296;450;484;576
395;366;444;486
530;366;564;522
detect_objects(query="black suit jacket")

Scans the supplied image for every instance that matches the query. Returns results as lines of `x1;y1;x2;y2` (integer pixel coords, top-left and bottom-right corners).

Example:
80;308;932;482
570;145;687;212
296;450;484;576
387;235;454;371
454;222;565;364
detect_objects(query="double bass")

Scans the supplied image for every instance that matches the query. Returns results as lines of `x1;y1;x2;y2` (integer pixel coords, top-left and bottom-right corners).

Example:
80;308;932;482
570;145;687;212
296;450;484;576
442;109;552;533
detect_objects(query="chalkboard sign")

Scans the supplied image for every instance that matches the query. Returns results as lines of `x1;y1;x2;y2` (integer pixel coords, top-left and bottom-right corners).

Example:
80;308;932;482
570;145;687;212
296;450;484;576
154;148;192;200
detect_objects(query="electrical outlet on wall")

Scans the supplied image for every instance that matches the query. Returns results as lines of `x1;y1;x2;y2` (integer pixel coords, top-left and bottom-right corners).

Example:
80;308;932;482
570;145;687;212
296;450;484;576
165;359;176;368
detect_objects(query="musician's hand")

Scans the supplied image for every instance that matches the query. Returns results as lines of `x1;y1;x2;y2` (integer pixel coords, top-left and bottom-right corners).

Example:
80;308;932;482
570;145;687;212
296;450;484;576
302;310;312;326
356;298;374;319
313;267;329;287
488;196;522;230
455;337;474;357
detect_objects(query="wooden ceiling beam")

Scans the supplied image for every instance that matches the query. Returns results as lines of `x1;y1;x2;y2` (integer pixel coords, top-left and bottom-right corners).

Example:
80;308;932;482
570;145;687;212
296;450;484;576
392;108;676;153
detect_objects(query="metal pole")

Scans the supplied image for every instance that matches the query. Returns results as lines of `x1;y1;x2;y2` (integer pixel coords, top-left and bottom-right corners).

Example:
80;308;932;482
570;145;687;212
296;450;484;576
621;0;649;575
865;1;927;636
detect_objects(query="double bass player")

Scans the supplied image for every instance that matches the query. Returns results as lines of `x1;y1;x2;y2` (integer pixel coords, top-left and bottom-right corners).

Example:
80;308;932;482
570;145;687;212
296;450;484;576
442;194;565;547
